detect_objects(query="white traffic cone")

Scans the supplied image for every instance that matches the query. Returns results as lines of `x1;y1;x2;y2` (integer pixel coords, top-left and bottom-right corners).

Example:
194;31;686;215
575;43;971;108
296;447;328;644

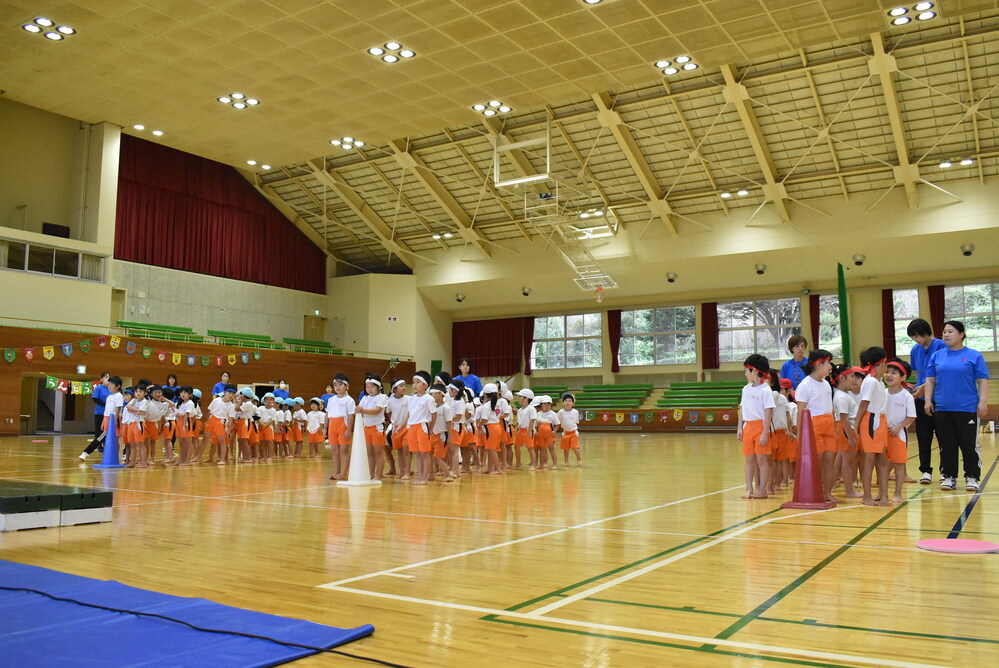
336;415;382;487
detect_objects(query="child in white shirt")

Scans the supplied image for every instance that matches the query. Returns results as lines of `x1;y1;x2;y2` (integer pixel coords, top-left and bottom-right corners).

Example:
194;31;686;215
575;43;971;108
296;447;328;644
557;392;582;467
885;358;917;504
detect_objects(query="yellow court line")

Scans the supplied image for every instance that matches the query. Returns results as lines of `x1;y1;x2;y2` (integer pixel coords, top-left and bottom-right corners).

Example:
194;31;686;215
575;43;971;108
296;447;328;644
323;585;944;668
316;485;743;588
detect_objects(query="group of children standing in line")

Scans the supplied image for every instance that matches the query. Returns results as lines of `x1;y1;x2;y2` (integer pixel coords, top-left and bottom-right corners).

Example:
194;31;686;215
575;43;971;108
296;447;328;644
78;371;583;483
739;346;917;506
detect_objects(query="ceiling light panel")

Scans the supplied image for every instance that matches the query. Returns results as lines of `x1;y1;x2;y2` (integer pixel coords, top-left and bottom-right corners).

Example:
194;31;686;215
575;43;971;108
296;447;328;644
472;100;513;116
218;92;260;110
22;17;76;40
368;41;416;63
330;136;365;150
655;55;699;76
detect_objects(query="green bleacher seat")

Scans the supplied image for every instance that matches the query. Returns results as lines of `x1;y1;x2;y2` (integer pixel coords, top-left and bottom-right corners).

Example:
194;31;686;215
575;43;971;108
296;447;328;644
117;320;195;334
581;384;653;391
531;386;568;394
283;337;333;348
207;329;274;342
668;381;744;389
117;320;204;342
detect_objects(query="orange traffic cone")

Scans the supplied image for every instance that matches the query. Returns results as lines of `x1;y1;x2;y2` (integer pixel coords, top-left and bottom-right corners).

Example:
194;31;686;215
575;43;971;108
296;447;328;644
782;408;836;510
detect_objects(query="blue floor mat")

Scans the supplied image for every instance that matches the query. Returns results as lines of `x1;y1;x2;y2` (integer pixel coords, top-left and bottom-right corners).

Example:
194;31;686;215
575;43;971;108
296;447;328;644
0;560;374;667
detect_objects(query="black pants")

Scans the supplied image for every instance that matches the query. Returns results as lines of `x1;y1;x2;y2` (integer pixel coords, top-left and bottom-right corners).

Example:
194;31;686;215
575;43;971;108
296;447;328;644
82;414;105;455
934;411;981;479
913;399;937;475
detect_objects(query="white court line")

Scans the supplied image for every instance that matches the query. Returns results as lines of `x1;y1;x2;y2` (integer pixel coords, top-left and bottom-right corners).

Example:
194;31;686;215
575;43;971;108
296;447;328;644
317;485;742;587
322;585;944;668
383;573;414;579
527;504;864;618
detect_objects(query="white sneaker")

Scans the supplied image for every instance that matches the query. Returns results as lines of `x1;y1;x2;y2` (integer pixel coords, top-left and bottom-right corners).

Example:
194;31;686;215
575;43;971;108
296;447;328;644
940;477;956;490
919;472;932;485
966;478;980;492
78;452;89;461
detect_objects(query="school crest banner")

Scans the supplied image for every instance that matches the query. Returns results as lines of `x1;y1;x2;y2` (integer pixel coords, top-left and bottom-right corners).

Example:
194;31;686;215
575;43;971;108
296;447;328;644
24;348;35;362
43;346;55;360
645;412;654;423
706;413;715;424
187;355;196;367
673;409;683;421
227;354;236;366
585;410;595;422
240;352;249;364
142;347;152;359
61;343;73;357
96;336;107;348
615;413;624;424
156;351;167;363
689;412;699;424
660;411;669;423
109;336;121;349
45;376;58;389
629;413;639;424
215;356;223;367
601;412;610;422
79;339;91;354
722;412;731;422
172;353;182;366
3;349;14;363
126;341;137;355
201;356;211;367
252;351;261;361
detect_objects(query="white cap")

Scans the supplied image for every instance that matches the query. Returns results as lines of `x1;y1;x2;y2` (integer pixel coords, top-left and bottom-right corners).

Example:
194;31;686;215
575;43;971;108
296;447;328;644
482;382;498;394
517;388;535;399
539;395;553;404
503;390;513;401
473;397;482;406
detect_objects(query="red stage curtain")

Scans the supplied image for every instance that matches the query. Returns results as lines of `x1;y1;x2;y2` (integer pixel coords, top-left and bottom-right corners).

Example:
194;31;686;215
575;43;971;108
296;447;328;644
452;317;531;378
927;285;945;335
701;302;719;370
809;294;820;349
607;309;622;373
114;135;325;293
522;317;535;377
882;289;896;358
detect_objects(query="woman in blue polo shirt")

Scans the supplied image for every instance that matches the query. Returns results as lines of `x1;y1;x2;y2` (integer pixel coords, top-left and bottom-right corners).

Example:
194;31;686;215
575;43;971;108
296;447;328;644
924;320;990;492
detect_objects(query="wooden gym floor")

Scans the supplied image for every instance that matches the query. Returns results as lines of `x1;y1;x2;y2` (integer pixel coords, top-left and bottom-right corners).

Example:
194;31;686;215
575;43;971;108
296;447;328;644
0;431;996;667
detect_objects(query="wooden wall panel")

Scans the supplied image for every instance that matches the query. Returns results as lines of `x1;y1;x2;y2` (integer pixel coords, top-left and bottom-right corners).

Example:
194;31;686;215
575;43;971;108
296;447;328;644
0;326;415;436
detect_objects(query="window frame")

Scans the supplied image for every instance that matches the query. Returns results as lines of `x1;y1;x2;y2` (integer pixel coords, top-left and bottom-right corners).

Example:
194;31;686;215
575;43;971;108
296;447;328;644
892;288;920;355
717;297;802;363
530;312;603;370
618;305;697;366
943;282;999;352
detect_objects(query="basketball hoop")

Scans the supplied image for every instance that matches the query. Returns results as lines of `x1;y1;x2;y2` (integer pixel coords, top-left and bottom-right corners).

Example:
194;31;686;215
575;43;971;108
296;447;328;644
594;286;604;303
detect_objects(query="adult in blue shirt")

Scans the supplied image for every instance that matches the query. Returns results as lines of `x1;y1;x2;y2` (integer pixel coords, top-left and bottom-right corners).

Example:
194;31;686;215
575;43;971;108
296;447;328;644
273;379;290;400
79;372;110;459
455;358;482;397
924;320;990;492
211;371;231;396
779;335;809;389
907;318;947;484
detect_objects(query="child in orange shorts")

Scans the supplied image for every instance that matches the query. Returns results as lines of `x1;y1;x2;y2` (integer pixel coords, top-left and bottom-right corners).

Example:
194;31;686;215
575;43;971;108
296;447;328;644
832;364;863;499
306;398;326;455
515;389;538;471
794;349;838;503
535;396;559;470
739;355;774;499
429;384;455;482
884;358;916;504
357;375;389;480
557;393;582;467
855;348;889;506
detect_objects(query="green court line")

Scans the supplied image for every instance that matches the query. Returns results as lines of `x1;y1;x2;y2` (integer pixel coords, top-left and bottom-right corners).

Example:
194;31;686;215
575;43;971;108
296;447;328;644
483;615;848;668
574;595;999;646
777;521;999;537
501;508;782;613
711;488;927;641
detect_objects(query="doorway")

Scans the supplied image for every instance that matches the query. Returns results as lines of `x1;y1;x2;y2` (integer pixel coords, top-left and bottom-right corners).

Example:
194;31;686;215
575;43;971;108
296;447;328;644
111;288;126;326
303;314;326;341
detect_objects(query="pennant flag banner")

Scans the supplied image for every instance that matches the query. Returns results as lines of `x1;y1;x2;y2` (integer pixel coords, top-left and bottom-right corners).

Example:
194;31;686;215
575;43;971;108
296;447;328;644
71;381;83;395
615;413;624;424
97;336;107;348
645;412;654;423
24;348;34;362
3;349;14;363
61;343;73;357
240;352;249;364
689;411;699;424
45;376;58;389
142;347;152;359
56;379;70;394
201;356;210;367
660;411;669;423
79;339;91;353
187;355;196;367
722;412;731;422
126;341;137;355
172;353;182;366
110;336;121;349
585;410;595;422
81;381;93;394
252;350;261;361
673;409;683;421
215;356;223;367
706;413;715;424
228;354;237;365
601;412;610;423
43;346;55;360
156;351;167;363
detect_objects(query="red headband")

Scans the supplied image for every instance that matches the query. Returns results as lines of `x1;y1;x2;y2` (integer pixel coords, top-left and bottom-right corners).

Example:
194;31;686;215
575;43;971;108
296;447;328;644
813;355;832;365
862;357;887;374
744;364;769;377
887;361;908;376
834;367;853;383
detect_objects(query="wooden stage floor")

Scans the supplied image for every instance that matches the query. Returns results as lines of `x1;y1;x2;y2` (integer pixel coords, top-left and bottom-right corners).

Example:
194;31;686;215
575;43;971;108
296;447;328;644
0;431;996;667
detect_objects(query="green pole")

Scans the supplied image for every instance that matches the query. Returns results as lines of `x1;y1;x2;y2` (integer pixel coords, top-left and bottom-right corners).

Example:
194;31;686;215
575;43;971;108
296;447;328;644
838;263;852;364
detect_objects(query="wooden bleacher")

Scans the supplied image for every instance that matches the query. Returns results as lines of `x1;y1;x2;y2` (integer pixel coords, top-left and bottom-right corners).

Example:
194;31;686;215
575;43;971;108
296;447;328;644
657;381;743;410
282;337;343;355
116;321;204;343
206;329;284;350
545;383;655;410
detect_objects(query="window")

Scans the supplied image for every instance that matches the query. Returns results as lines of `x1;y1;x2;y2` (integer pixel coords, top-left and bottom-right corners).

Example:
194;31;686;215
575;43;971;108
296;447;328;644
718;298;801;363
892;288;919;354
619;306;696;365
817;295;843;358
531;313;602;369
944;283;999;352
0;238;105;282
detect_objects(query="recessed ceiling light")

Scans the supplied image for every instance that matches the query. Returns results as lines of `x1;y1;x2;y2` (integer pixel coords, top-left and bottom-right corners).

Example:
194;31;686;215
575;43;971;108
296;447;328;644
939;160;952;168
231;93;245;100
343;137;354;143
382;54;398;63
56;25;75;35
261;164;271;170
368;47;384;56
488;100;502;107
343;144;353;149
655;60;671;68
483;109;497;116
330;139;341;145
888;7;908;16
960;158;974;166
432;234;441;240
472;104;487;111
593;210;604;216
354;140;365;147
232;102;246;109
583;0;603;4
498;105;512;113
245;98;259;105
737;189;749;196
675;55;692;64
399;49;415;58
22;24;41;33
663;67;678;75
580;212;590;218
34;17;54;27
917;11;935;20
892;16;911;25
720;192;733;199
914;1;934;10
331;136;363;149
44;32;63;40
443;232;453;238
151;130;163;136
247;160;257;166
218;96;231;104
385;41;401;50
133;124;145;130
682;62;698;71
